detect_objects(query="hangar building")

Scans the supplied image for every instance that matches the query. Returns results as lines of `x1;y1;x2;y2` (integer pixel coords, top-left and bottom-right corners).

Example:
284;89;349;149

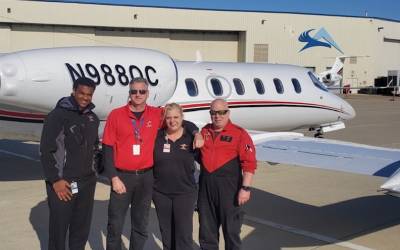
0;0;399;87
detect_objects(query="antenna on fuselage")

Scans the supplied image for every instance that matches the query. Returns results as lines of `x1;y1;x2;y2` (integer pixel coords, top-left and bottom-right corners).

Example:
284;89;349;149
195;50;203;63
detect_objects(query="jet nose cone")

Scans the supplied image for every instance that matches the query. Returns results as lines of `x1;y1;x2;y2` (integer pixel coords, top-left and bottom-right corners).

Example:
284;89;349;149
342;100;356;120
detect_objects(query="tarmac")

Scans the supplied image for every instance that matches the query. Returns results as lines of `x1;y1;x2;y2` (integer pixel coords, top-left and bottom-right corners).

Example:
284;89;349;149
1;94;400;250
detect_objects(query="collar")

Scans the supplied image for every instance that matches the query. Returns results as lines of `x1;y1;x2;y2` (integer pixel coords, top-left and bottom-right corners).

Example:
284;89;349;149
161;127;188;142
211;120;233;133
125;103;148;119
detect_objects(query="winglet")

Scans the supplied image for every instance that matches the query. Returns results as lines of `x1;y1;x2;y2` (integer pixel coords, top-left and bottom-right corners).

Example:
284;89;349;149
380;168;400;195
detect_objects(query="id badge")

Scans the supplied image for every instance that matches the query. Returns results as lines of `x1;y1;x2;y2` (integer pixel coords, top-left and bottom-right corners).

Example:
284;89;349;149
133;144;141;155
163;143;171;153
71;181;78;194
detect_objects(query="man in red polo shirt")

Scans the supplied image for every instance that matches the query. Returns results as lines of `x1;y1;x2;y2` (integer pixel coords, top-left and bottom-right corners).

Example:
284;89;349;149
198;99;256;250
102;77;201;250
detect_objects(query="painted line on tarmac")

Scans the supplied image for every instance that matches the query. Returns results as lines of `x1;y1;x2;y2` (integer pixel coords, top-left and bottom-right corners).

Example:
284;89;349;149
22;141;40;145
0;149;40;162
245;215;374;250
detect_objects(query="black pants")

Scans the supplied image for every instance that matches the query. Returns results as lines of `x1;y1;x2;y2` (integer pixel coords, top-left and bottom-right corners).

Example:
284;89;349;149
106;170;154;250
198;171;244;250
46;175;96;250
153;190;197;250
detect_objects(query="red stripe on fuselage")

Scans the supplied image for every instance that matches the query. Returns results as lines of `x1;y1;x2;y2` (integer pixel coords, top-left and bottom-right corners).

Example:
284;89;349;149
180;101;343;113
0;109;46;120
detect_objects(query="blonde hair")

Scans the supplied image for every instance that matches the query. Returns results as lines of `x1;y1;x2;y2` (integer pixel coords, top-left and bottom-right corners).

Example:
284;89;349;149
164;102;183;116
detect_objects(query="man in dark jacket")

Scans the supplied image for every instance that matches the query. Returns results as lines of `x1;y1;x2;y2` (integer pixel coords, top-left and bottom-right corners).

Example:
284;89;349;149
40;77;100;250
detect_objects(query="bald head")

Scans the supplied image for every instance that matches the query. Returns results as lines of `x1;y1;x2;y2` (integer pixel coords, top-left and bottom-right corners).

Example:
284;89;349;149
209;98;230;131
210;99;229;111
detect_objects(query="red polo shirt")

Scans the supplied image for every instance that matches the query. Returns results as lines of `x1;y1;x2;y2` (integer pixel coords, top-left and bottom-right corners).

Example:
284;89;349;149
102;104;163;170
200;121;257;174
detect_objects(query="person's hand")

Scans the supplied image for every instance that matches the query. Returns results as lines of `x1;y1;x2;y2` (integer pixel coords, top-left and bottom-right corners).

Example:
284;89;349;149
238;188;251;206
111;176;127;194
53;179;72;202
193;133;204;149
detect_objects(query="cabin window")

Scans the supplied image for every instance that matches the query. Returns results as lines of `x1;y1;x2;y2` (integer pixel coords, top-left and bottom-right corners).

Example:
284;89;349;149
210;78;223;96
185;78;198;97
273;78;284;94
308;72;328;92
254;78;265;94
233;78;245;95
291;78;302;93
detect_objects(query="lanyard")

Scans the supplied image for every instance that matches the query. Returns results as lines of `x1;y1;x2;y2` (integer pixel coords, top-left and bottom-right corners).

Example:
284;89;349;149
131;118;144;144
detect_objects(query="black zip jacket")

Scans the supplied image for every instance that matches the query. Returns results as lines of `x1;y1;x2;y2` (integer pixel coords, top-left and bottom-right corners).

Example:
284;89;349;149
40;96;100;183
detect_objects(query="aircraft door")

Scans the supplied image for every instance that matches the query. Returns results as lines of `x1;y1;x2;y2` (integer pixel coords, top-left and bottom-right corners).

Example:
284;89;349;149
206;75;232;99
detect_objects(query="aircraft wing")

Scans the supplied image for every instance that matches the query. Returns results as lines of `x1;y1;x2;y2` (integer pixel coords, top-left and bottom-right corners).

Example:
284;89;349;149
252;132;400;195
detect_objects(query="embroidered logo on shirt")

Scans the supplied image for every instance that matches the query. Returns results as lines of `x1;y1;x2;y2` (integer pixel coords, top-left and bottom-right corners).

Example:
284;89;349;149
88;115;95;122
245;144;253;152
180;144;189;150
204;131;212;141
146;121;152;128
220;135;232;142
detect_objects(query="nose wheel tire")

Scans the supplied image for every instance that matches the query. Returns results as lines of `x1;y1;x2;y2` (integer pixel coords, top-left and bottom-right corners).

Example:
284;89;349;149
314;131;324;138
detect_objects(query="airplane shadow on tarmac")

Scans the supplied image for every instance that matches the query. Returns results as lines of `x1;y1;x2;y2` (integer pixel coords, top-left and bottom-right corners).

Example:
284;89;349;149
0;140;43;181
29;198;165;250
3;140;400;249
28;187;400;250
242;188;400;249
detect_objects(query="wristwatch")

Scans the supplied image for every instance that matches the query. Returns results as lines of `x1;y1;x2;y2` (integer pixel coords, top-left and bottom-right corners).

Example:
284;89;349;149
241;185;251;191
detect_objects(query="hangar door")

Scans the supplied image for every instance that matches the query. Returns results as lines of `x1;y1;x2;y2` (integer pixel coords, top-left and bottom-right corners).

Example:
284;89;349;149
3;25;239;62
6;24;96;52
95;29;239;62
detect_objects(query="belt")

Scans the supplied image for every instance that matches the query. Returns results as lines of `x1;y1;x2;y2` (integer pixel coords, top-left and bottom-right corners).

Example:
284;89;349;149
116;167;152;175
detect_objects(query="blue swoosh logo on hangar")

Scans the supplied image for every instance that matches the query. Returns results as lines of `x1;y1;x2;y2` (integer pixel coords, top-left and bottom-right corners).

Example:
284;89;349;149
298;28;343;54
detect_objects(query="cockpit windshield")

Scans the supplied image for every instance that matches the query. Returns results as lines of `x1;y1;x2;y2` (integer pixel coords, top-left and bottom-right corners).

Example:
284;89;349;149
308;71;328;92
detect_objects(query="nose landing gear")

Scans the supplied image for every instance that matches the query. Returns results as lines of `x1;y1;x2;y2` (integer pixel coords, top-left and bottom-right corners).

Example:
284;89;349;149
309;127;324;138
309;121;346;138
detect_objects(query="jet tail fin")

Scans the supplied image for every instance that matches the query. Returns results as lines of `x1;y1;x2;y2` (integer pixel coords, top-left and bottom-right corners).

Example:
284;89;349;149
331;56;345;75
318;56;346;86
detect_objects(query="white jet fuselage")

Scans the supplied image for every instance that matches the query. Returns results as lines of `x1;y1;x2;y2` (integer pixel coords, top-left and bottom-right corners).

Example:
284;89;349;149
0;47;355;140
172;61;354;131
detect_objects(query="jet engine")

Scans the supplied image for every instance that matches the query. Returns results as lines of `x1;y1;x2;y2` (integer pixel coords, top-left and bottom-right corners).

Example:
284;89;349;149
319;72;342;87
323;73;331;81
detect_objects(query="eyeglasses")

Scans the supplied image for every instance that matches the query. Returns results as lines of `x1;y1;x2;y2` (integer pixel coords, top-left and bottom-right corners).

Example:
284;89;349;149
210;110;229;116
129;89;147;95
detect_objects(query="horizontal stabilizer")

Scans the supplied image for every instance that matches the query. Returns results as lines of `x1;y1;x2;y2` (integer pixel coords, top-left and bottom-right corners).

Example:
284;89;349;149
255;136;400;178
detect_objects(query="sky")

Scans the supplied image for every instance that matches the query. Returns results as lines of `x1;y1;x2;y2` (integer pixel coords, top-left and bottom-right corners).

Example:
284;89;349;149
47;0;400;21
